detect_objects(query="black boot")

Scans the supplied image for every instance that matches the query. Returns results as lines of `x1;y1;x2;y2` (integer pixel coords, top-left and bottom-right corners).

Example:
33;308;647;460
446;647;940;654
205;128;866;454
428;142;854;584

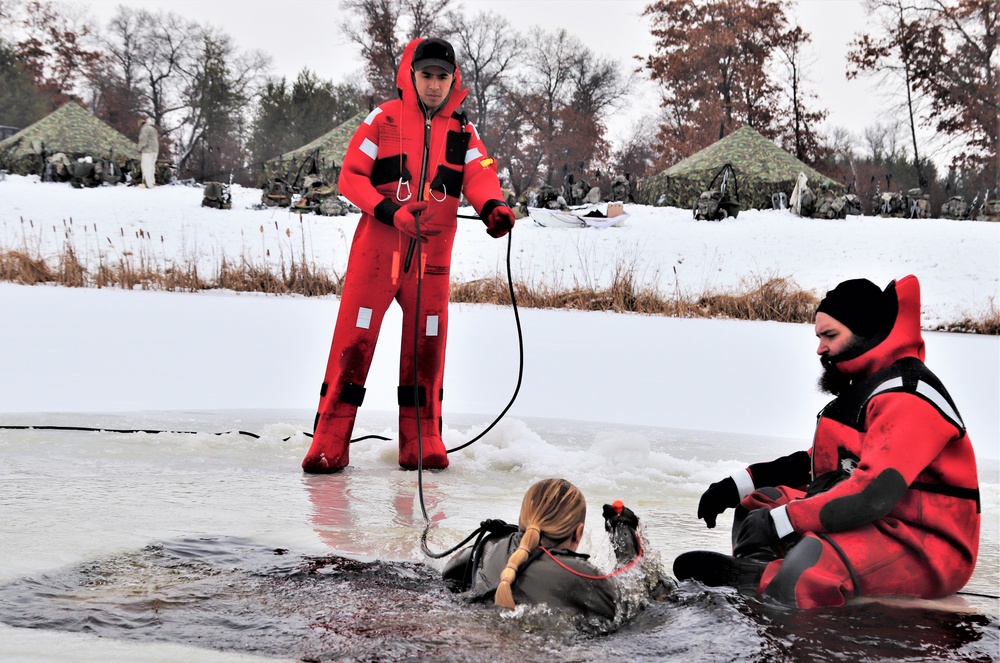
673;551;767;595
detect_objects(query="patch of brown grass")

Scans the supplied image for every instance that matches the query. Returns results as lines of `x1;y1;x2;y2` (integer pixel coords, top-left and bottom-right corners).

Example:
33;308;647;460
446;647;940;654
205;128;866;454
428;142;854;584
0;242;994;334
0;250;54;284
695;275;820;323
449;269;818;323
932;298;1000;335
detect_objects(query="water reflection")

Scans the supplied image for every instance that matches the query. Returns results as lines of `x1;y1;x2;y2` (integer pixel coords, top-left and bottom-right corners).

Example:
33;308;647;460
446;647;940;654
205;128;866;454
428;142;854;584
303;472;447;560
0;536;995;662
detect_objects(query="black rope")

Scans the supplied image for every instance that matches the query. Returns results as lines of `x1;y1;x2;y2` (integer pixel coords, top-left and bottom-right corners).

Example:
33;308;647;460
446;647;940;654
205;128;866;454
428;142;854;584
956;590;1000;600
446;228;523;454
414;213;428;521
418;226;523;557
0;424;259;438
420;520;483;560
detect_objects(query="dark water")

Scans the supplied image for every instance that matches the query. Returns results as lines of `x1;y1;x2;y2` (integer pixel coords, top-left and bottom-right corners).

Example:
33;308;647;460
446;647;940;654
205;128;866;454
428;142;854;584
0;536;995;662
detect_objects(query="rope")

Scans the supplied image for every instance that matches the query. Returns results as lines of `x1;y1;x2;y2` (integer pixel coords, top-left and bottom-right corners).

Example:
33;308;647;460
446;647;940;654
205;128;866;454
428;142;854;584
956;590;1000;600
0;424;259;438
416;227;522;557
538;541;644;580
446;228;523;454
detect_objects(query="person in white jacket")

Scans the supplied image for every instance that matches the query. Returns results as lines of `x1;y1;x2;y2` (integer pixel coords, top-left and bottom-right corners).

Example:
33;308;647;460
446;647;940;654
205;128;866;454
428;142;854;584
137;117;158;188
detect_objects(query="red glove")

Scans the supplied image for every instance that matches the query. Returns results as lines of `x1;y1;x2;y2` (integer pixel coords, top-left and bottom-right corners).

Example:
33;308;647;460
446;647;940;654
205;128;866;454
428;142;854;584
486;206;515;238
393;202;439;242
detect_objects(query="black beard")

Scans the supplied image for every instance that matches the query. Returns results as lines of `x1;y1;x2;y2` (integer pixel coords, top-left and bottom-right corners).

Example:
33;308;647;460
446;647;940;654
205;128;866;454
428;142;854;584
817;336;869;395
818;361;853;395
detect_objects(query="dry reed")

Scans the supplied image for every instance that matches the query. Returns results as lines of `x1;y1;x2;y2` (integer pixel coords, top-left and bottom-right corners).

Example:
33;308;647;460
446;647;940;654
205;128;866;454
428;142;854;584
0;238;995;334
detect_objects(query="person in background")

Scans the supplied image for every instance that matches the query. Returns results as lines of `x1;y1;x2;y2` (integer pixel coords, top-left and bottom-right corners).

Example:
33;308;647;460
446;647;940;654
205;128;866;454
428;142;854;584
301;37;515;473
137;116;158;189
674;275;980;608
442;478;657;625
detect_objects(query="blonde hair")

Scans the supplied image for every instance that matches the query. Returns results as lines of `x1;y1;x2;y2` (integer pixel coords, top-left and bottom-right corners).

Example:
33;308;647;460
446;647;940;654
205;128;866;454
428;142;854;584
494;478;586;609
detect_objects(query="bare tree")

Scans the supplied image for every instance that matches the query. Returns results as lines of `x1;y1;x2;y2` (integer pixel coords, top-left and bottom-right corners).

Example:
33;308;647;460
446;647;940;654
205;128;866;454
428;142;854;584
911;0;998;190
848;0;930;183
775;25;828;164
340;0;456;104
100;8;202;142
863;121;906;162
175;28;269;180
517;27;626;187
450;10;522;147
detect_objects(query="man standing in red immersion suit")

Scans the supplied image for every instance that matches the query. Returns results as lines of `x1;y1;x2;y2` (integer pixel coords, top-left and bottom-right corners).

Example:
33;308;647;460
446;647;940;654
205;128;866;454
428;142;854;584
302;37;515;474
674;275;980;608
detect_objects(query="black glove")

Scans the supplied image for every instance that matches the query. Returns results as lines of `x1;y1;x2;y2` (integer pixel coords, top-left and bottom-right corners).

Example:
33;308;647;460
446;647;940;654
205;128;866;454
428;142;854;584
697;476;741;529
603;501;640;564
603;501;639;530
732;507;797;560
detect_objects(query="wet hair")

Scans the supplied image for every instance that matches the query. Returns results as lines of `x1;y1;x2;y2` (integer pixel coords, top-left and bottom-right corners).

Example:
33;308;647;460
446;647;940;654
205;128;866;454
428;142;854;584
494;478;586;610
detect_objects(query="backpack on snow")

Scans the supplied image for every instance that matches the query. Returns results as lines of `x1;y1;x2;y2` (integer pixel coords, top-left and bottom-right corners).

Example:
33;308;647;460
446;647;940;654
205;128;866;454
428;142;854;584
693;163;740;221
262;178;291;207
202;181;232;209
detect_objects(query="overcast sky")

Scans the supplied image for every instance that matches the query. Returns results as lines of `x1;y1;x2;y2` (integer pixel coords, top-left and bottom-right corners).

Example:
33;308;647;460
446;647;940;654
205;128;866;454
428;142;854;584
82;0;933;160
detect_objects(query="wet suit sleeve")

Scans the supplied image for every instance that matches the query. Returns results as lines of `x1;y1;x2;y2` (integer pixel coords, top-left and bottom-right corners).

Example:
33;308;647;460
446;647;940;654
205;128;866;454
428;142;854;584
747;450;812;490
441;547;473;593
785;392;957;533
457;122;506;219
338;107;399;220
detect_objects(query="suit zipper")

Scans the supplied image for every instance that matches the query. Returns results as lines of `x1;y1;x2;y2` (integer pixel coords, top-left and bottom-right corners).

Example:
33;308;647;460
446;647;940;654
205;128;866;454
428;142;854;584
404;115;433;274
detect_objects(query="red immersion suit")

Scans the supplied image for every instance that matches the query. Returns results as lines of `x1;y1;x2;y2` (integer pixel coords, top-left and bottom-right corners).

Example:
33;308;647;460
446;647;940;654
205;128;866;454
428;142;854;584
302;39;508;473
742;275;980;607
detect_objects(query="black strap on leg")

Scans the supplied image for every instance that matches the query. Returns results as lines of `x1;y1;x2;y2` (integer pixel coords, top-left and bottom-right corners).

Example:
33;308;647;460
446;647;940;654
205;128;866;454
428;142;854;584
398;385;427;407
339;382;366;407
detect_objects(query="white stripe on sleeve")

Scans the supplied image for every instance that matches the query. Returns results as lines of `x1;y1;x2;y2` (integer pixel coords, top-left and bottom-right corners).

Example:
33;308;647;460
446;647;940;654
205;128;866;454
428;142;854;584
359;138;378;160
731;469;755;499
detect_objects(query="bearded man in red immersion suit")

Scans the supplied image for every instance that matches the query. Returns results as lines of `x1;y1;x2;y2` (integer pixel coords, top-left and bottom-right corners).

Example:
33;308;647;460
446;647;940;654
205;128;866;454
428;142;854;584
302;38;515;473
674;275;980;608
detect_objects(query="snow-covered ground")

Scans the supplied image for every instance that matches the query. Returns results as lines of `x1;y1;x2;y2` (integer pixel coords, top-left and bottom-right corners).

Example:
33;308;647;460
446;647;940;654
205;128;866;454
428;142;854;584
0;175;997;662
1;175;997;458
2;175;997;327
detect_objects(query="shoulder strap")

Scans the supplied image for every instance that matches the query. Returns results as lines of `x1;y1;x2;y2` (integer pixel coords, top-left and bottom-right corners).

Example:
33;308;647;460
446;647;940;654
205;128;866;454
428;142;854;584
860;357;965;433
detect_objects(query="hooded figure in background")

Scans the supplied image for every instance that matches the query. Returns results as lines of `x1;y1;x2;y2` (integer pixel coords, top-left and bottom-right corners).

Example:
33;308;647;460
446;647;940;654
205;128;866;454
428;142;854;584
137;117;158;188
674;275;980;608
302;37;515;473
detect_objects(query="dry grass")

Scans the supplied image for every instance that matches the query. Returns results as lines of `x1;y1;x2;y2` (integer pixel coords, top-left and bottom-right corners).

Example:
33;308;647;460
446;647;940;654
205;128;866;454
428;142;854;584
0;250;54;284
932;299;1000;335
449;268;821;324
693;274;820;323
0;219;341;297
0;240;995;333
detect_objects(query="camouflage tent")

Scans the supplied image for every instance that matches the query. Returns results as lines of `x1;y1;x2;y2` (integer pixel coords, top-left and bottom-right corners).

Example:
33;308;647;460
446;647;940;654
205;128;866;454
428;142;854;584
260;111;367;189
0;102;138;176
638;126;841;211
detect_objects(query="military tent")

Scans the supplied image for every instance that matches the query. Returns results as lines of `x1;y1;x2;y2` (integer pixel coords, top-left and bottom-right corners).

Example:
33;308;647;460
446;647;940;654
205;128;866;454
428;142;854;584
638;126;841;211
260;111;367;189
0;102;138;176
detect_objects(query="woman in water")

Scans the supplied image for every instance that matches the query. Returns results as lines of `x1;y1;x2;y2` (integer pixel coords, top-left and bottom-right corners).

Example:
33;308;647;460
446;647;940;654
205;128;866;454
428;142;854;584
442;478;660;624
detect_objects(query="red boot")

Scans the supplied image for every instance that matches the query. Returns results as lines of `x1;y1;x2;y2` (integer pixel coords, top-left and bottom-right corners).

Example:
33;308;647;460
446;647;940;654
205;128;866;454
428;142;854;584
302;413;355;473
398;414;448;470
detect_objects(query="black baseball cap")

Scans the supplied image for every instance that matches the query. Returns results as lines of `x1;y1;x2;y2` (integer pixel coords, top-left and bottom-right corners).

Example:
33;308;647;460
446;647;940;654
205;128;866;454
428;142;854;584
413;38;455;74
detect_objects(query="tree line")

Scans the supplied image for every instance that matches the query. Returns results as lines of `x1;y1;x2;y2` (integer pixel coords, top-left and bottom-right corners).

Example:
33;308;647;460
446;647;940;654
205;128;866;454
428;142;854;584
0;0;994;208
